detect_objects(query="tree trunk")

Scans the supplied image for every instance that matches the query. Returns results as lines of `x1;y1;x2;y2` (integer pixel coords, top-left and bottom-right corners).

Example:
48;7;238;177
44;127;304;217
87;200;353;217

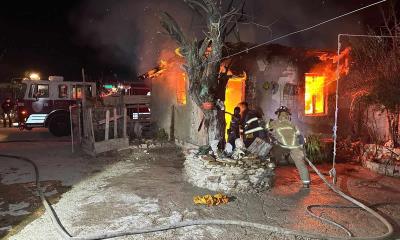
204;109;225;146
387;109;399;147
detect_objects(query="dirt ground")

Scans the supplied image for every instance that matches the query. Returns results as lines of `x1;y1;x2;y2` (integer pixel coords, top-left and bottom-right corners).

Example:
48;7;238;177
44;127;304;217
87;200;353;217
0;178;70;238
0;128;119;238
1;128;400;240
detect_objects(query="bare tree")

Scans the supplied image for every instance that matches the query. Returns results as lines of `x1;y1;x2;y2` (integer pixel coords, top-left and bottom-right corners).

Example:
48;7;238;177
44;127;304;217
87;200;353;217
348;0;400;146
160;0;246;147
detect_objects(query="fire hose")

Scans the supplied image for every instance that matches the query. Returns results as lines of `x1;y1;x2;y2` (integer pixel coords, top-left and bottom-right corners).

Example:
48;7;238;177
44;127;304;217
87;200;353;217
0;151;394;240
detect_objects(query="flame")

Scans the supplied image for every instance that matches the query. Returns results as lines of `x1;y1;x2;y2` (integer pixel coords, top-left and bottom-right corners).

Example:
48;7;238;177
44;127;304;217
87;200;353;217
138;60;168;80
175;48;183;57
305;47;351;115
305;74;325;115
223;65;247;139
177;73;187;105
308;47;351;89
147;49;188;105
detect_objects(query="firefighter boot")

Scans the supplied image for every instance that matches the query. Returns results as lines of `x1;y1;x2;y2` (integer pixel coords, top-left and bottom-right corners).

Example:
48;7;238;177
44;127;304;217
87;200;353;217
290;148;311;188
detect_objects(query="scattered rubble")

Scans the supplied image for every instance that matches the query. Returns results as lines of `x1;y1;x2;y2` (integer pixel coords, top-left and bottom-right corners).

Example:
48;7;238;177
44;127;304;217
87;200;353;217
247;138;272;158
359;144;400;177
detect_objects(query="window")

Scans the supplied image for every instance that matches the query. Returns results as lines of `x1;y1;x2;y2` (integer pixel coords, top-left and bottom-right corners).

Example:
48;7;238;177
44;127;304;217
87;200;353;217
72;85;82;99
283;83;298;96
29;84;49;98
15;83;27;99
58;85;68;98
305;73;326;115
72;85;92;99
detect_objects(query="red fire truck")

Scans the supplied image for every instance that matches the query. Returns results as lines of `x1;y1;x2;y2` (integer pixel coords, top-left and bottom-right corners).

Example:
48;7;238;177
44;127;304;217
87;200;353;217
15;76;96;136
15;77;151;137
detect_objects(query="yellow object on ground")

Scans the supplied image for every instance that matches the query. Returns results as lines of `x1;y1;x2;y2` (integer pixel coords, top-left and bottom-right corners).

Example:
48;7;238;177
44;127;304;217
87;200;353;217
193;193;229;206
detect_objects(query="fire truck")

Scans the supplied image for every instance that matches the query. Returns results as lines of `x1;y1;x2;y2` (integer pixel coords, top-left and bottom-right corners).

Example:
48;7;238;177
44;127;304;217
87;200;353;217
15;76;96;136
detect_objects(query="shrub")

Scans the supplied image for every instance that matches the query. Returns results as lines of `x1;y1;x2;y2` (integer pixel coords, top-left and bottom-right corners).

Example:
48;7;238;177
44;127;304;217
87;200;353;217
305;134;326;163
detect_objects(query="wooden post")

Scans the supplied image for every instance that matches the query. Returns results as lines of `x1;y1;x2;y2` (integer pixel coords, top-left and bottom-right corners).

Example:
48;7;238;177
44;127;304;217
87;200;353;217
136;103;140;121
123;107;127;138
81;68;86;109
113;108;118;139
105;109;110;141
89;108;95;144
69;106;74;153
77;107;82;144
82;108;86;138
81;68;87;139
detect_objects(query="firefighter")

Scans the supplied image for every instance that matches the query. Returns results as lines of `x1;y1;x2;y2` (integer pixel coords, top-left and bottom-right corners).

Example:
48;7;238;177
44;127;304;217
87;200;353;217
267;106;311;188
237;102;267;147
1;97;14;128
227;107;241;149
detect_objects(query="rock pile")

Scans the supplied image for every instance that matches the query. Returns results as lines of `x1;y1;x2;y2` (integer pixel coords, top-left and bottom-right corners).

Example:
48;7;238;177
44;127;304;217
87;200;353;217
184;151;275;193
359;144;400;177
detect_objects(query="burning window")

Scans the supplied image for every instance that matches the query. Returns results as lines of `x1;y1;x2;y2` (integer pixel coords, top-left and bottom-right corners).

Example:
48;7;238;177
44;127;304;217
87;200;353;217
225;72;246;139
305;73;326;115
176;73;187;105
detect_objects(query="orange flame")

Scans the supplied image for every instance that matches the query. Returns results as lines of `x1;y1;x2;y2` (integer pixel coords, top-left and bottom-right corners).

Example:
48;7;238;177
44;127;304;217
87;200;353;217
139;60;168;80
308;47;351;89
305;47;351;115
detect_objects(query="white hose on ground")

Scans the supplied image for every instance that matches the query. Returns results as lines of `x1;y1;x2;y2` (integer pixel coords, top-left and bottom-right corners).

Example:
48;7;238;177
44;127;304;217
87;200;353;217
0;153;394;240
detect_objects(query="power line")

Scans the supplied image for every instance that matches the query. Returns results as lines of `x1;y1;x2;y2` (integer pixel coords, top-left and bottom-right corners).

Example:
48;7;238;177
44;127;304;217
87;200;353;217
212;0;387;64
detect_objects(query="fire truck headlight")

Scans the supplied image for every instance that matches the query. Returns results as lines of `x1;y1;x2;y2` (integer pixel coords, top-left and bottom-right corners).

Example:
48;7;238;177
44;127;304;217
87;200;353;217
29;73;40;80
21;110;27;115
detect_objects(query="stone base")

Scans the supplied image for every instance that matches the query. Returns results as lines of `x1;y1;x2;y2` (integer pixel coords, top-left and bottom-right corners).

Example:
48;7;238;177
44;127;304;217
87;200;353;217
184;152;275;193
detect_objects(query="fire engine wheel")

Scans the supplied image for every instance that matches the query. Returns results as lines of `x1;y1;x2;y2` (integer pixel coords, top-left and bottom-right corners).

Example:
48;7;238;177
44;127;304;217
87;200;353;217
48;114;70;137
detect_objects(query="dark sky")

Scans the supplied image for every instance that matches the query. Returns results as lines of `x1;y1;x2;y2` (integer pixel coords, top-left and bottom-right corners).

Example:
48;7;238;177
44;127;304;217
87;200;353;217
0;0;388;83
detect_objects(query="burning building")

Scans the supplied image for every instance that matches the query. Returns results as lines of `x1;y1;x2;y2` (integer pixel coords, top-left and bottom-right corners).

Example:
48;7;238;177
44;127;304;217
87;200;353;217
148;43;351;146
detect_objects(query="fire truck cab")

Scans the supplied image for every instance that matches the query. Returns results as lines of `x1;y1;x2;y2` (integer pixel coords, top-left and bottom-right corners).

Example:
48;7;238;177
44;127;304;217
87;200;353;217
16;76;96;136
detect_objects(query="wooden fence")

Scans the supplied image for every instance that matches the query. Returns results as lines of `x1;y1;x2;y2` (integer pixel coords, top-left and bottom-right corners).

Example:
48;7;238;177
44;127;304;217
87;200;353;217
71;106;129;156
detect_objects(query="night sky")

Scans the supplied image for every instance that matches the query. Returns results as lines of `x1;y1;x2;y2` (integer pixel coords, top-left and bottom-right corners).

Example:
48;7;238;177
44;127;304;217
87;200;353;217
0;0;387;83
0;1;99;82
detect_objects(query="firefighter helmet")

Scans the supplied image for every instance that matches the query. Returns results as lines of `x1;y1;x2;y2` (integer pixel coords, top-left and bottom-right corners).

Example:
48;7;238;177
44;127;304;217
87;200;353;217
275;106;291;115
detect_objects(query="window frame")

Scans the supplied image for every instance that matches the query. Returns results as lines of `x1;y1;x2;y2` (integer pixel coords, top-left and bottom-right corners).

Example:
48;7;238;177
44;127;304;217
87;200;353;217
29;83;50;99
72;84;93;99
58;84;69;99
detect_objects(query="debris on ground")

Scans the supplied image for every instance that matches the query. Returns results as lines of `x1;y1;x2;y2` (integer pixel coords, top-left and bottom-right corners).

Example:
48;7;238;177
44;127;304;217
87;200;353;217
247;137;272;158
193;193;230;206
196;145;212;156
232;138;246;160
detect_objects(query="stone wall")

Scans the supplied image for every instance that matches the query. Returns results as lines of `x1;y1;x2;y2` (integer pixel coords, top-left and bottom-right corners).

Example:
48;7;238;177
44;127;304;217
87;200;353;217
359;144;400;177
184;151;275;193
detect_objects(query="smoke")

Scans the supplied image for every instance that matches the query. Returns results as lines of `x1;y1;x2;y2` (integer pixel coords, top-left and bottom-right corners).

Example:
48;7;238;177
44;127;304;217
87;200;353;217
70;0;193;76
70;0;370;77
243;0;366;49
